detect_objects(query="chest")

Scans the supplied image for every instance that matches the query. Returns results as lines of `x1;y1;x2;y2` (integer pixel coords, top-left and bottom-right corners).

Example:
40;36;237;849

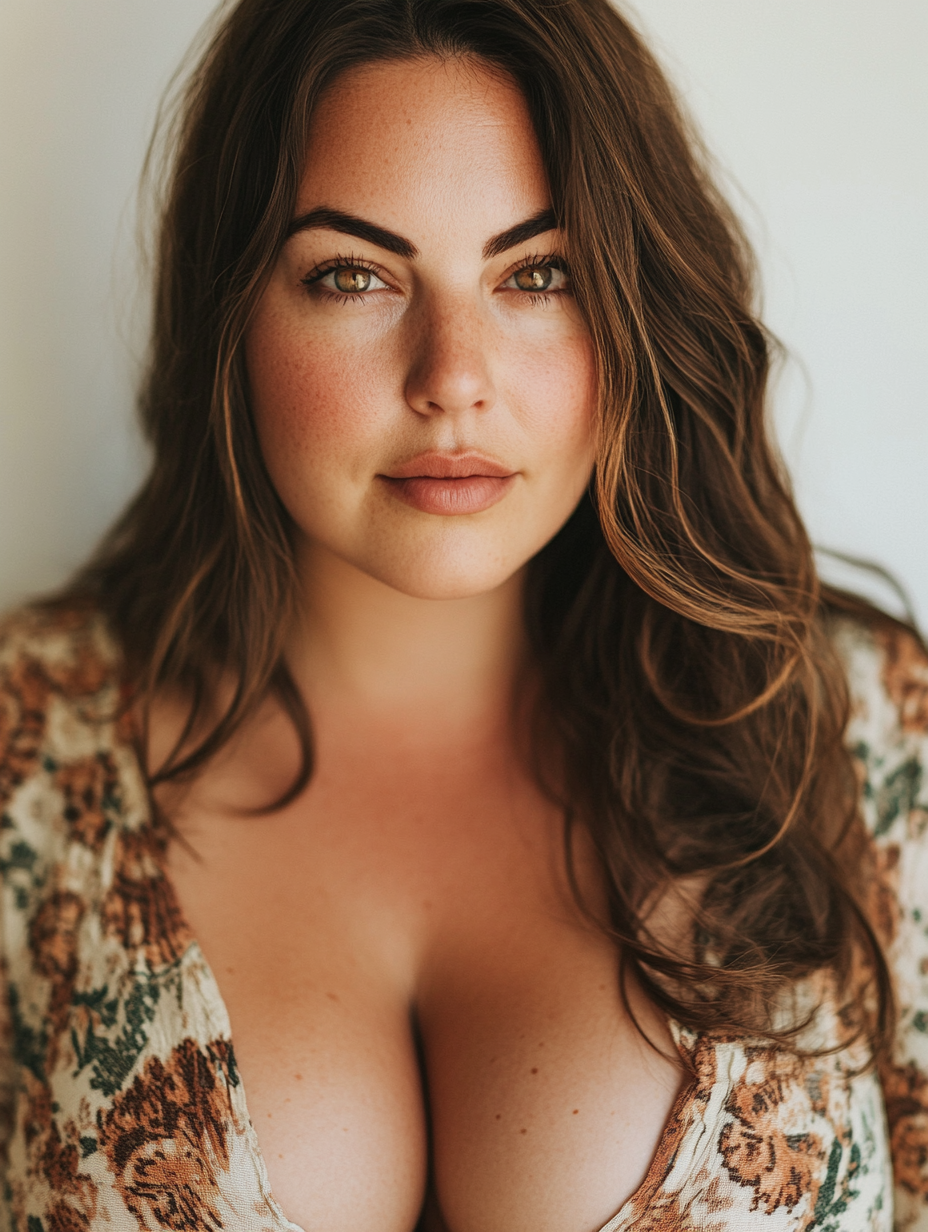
163;750;682;1232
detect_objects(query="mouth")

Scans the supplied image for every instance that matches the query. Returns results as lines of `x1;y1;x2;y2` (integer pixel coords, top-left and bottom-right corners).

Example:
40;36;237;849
378;452;517;516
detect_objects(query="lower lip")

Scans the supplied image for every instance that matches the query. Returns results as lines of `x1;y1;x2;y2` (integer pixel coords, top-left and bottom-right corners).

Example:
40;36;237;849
380;475;515;515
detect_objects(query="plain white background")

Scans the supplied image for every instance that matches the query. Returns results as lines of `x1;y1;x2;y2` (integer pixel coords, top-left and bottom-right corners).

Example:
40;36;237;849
1;0;926;619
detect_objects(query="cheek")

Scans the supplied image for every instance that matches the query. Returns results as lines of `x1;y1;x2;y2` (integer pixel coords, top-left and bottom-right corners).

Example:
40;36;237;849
508;331;597;467
245;309;396;483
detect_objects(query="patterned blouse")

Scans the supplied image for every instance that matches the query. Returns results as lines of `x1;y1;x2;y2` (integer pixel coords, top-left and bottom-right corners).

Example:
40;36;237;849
0;607;925;1232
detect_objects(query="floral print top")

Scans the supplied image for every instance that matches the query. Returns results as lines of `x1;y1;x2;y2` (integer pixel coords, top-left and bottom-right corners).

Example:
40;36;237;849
0;606;925;1232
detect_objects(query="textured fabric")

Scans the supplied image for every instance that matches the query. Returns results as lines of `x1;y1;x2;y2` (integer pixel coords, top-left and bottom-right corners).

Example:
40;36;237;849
0;606;924;1231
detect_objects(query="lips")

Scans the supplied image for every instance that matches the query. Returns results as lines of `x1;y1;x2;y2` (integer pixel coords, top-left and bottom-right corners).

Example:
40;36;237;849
379;452;516;515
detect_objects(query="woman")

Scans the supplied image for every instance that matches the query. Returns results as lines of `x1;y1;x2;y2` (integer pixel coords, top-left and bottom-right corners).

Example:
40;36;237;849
0;0;925;1228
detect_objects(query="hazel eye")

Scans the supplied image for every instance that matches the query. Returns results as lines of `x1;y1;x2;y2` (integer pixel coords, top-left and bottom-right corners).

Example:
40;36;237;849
333;268;375;293
306;263;390;297
504;263;569;294
516;267;552;291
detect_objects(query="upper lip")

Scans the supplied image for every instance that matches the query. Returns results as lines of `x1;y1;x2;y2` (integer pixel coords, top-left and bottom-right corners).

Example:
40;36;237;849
382;452;516;480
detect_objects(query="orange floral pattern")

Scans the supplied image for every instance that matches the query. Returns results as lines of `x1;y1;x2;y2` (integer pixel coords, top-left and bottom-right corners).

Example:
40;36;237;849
0;610;281;1231
840;622;928;1230
98;1039;238;1230
0;607;923;1230
718;1049;825;1215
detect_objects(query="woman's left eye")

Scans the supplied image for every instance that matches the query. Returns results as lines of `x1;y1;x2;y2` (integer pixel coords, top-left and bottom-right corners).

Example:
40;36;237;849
503;263;569;295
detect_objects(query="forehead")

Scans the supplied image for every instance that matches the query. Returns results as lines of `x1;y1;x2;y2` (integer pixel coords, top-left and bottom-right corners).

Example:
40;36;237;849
297;57;550;243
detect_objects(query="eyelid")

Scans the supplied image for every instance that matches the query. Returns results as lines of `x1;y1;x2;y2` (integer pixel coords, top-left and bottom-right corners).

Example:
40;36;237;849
497;251;571;286
499;251;569;276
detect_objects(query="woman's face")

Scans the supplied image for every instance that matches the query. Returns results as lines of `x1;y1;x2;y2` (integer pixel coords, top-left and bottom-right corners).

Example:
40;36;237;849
246;56;596;600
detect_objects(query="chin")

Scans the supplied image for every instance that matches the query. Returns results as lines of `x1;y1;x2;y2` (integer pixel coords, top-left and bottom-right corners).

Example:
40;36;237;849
355;538;527;602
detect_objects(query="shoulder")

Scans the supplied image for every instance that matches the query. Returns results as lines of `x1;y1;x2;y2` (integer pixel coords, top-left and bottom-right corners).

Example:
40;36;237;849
0;602;126;802
831;615;928;1227
0;602;145;873
829;614;928;842
0;600;121;696
830;612;928;738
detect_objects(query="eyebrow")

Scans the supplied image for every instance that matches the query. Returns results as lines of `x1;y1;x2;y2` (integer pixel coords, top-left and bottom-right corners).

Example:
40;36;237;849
482;208;558;258
286;206;559;261
287;207;418;258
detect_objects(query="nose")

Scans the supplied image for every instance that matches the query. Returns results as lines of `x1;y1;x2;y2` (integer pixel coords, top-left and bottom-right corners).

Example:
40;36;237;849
404;294;496;418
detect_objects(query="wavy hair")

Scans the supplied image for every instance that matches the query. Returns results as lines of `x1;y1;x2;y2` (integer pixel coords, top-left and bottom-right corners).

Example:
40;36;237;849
70;0;897;1055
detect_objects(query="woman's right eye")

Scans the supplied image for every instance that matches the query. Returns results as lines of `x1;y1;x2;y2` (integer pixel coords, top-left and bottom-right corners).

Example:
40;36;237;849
305;264;389;297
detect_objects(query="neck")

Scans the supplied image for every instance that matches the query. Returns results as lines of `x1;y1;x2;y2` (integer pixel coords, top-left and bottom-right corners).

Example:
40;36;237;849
288;541;528;729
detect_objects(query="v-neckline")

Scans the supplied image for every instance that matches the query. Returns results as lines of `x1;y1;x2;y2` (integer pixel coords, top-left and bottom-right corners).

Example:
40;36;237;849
118;691;694;1232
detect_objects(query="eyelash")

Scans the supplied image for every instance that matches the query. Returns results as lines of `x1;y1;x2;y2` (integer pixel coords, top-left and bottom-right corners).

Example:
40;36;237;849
301;253;385;306
510;252;571;306
300;251;571;306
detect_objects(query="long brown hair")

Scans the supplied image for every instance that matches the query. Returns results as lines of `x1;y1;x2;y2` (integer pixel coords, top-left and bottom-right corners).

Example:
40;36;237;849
70;0;896;1054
